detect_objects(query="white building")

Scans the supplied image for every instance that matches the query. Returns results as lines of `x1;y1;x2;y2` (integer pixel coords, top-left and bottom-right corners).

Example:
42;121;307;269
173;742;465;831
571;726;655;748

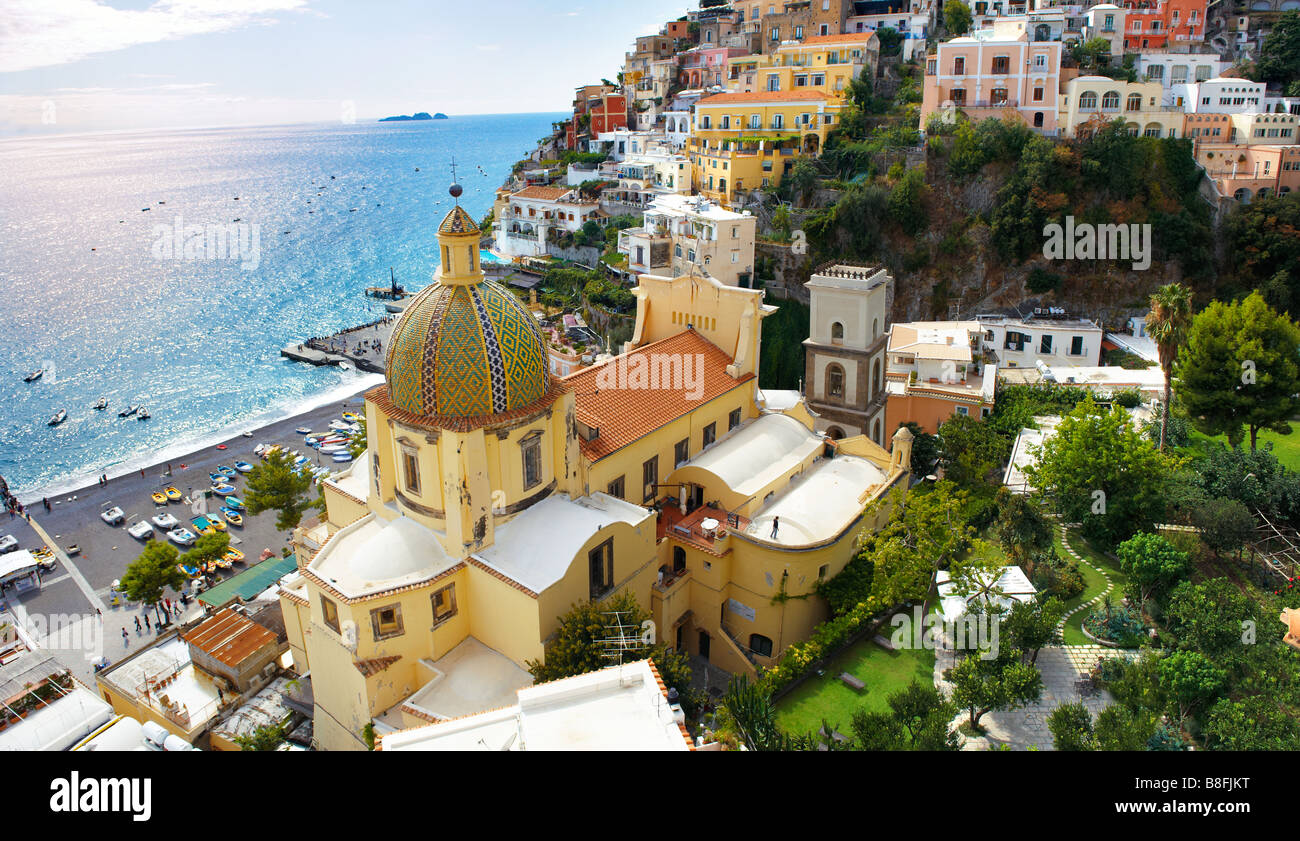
1172;77;1267;113
378;659;695;751
845;0;935;62
976;311;1103;369
495;185;604;259
617;193;756;287
1082;4;1127;55
1134;51;1224;105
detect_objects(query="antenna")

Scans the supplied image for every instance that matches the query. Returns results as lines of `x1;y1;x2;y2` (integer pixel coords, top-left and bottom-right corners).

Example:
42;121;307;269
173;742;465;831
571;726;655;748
598;610;643;666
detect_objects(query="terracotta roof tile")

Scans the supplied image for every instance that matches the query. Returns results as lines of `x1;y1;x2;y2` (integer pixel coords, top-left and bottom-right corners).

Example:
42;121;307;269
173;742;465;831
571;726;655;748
561;329;752;462
698;90;831;106
787;32;880;46
354;655;402;678
182;609;277;669
512;185;572;201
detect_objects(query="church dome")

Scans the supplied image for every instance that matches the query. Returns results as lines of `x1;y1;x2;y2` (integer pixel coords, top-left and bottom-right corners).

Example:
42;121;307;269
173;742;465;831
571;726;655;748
385;205;551;419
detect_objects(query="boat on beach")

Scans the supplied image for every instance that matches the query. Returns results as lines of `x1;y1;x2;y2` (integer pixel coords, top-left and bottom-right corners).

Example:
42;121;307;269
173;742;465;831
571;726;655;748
332;452;354;462
151;491;168;505
234;461;253;473
224;495;245;510
295;426;312;435
48;409;67;426
217;466;237;477
220;507;243;526
211;483;236;495
165;486;182;502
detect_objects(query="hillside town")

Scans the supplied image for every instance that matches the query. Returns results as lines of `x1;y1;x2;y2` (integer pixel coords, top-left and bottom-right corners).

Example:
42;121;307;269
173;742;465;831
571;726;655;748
3;0;1300;760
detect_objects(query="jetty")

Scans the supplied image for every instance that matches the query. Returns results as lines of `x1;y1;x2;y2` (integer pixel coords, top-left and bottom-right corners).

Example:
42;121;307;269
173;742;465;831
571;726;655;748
282;315;396;374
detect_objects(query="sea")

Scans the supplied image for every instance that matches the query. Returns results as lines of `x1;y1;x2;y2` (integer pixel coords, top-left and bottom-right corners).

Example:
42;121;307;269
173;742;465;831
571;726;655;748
0;113;564;500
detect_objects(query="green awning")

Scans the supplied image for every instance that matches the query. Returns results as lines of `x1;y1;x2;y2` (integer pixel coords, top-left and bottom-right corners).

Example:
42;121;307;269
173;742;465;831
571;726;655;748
198;554;298;608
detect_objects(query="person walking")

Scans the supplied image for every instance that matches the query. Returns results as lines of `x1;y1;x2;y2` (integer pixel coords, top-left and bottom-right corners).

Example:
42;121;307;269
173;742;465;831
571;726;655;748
43;497;50;512
770;516;780;540
143;613;150;630
122;628;129;647
134;616;141;633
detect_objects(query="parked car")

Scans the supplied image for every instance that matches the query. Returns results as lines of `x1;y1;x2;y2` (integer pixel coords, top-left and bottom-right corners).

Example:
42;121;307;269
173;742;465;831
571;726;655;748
0;535;17;554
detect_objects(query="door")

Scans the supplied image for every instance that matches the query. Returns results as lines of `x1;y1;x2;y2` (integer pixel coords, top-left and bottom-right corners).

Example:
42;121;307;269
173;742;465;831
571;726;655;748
698;631;711;661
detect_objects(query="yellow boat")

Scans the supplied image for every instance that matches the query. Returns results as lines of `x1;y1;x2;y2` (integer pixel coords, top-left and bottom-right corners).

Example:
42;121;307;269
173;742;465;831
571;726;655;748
342;411;362;423
165;486;182;502
208;518;226;532
222;510;243;527
151;491;167;505
224;548;245;564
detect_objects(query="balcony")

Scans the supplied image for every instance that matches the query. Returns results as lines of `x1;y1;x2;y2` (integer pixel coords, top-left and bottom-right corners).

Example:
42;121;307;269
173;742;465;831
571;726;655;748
657;504;749;555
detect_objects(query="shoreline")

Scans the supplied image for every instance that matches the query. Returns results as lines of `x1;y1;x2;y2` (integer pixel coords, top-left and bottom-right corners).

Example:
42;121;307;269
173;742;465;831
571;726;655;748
15;373;384;505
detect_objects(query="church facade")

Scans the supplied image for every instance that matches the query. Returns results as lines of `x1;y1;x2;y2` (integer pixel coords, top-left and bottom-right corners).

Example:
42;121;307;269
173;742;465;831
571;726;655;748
279;192;912;750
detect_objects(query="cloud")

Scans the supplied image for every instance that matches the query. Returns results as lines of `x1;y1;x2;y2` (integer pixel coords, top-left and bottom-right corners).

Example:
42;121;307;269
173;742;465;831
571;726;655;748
0;0;311;73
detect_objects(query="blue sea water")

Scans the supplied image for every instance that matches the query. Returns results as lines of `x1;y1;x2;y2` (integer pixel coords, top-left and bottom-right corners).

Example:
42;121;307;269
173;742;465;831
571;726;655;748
0;114;563;499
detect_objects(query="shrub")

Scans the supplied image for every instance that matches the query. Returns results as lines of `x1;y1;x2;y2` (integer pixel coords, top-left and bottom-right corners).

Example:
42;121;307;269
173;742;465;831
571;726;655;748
1083;604;1148;648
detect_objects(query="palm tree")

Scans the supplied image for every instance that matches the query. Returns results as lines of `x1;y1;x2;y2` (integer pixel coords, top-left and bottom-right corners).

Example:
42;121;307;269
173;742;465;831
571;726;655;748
1145;283;1193;452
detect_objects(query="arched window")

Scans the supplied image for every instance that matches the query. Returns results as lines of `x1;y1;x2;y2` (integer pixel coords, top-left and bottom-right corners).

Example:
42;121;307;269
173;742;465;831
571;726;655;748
1102;91;1120;110
827;364;845;399
872;358;881;397
1126;92;1142;111
749;634;774;658
872;418;882;445
831;321;844;341
1079;91;1097;109
872;318;879;339
825;426;845;440
672;546;686;572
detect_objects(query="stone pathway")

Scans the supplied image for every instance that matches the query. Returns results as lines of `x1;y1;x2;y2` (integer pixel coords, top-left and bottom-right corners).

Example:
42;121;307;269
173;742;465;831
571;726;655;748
1055;524;1113;643
935;643;1138;750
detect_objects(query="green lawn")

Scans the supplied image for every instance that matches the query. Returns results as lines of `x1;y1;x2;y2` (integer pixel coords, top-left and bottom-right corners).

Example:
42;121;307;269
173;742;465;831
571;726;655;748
1182;428;1300;471
1057;528;1130;646
774;638;935;736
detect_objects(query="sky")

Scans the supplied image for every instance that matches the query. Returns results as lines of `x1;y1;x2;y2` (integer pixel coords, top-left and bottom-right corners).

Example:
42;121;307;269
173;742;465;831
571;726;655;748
0;0;692;135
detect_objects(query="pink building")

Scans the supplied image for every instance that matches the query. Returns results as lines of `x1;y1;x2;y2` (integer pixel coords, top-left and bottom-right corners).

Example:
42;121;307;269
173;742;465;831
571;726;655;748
921;31;1064;135
678;46;749;88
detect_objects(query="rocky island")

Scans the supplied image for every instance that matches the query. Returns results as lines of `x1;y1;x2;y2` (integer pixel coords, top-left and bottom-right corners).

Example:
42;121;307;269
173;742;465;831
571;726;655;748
378;112;447;121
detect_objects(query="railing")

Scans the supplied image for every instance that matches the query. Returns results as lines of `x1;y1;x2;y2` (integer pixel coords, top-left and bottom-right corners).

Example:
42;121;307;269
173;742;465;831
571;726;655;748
506;230;538;241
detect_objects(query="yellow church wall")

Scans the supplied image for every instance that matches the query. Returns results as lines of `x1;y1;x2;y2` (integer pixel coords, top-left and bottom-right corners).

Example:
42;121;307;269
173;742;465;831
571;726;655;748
322;482;369;531
630;273;770;377
583;386;752;506
367;400;398;510
279;591;310;673
465;564;544;669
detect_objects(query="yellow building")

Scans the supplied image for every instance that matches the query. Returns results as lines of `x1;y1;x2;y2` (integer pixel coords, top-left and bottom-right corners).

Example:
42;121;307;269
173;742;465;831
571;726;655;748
690;90;842;207
1059;77;1182;139
281;185;910;750
726;32;880;99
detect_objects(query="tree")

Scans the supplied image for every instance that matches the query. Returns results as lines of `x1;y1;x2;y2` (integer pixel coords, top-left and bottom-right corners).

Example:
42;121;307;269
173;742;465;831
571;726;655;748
1203;695;1300;750
948;647;1043;730
1116;532;1191;608
944;0;972;36
851;680;959;750
1144;282;1193;452
887;166;928;236
993;488;1052;573
525;590;699;715
1163;578;1259;660
1025;395;1173;547
1047;701;1095;750
1093;705;1158;751
899;421;940;476
244;448;315;532
1256;10;1300;86
875;26;903;57
1189;442;1300;525
1176;292;1300;451
1188;497;1255;559
787;159;820;207
234;722;288;751
349;418;367;459
179;531;230;572
1076;37;1112;69
1158;650;1225;724
120;541;186;620
936;414;1007;488
1224;193;1300;313
1003;597;1066;664
719;674;810;751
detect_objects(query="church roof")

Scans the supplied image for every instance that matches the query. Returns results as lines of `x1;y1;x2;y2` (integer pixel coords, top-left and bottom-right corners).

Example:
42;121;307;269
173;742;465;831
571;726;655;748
438;205;478;234
562;329;753;461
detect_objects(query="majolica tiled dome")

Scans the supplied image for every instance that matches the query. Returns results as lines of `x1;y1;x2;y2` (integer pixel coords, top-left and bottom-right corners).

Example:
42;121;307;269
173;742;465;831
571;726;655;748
385;270;551;419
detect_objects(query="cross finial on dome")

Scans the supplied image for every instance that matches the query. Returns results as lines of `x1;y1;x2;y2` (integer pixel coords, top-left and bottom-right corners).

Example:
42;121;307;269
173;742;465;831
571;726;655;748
449;156;462;203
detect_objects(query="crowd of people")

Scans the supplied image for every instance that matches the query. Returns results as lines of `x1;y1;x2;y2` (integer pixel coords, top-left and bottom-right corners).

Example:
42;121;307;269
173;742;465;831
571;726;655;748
0;474;27;521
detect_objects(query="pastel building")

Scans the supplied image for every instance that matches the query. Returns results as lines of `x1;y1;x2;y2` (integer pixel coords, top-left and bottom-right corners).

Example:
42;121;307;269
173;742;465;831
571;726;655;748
1083;4;1128;55
1059;77;1182;138
1120;0;1208;50
494;185;603;259
884;321;996;434
1135;51;1224;104
727;32;881;96
691;90;842;206
846;0;934;61
280;190;913;750
920;29;1064;134
617;193;757;287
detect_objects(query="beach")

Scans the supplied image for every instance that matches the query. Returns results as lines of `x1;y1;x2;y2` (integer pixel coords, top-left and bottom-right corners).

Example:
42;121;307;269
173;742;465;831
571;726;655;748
0;382;376;687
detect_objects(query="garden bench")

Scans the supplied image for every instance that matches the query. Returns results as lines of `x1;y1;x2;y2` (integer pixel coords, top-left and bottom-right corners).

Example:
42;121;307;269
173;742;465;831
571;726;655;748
839;672;866;692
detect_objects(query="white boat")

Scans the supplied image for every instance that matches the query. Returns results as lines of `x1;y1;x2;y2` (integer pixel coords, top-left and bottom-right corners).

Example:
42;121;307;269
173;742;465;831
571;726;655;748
118;405;138;418
319;444;347;454
331;452;354;462
100;506;125;525
295;426;312;435
137;407;151;420
328;420;351;431
93;397;108;411
48;409;67;426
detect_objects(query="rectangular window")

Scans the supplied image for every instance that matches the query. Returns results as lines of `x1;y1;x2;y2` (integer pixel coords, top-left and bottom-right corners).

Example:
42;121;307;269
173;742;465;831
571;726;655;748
522;434;542;490
321;597;340;634
642;456;658;503
1040;334;1053;354
432;584;457;627
1070;335;1084;356
607;475;625;499
702;422;717;448
991;56;1009;74
589;539;614;600
403;449;420;494
675;437;689;467
729;407;742;430
370;604;404;641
